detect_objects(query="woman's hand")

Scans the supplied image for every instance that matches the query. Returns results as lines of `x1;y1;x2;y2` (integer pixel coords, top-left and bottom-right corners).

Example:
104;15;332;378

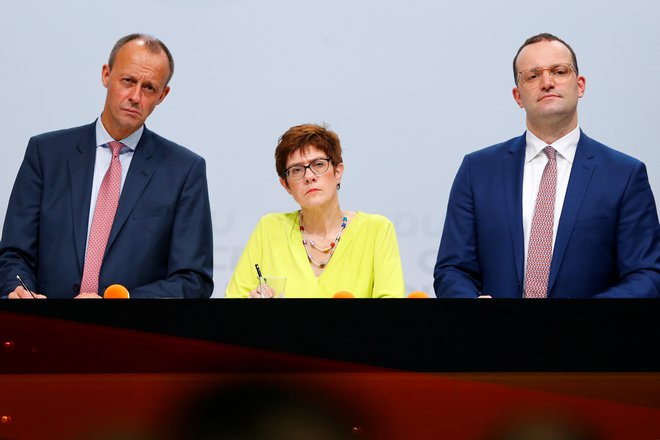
248;285;276;298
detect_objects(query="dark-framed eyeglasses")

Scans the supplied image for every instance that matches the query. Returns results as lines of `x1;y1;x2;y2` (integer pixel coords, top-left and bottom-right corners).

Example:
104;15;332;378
517;63;576;88
285;158;332;181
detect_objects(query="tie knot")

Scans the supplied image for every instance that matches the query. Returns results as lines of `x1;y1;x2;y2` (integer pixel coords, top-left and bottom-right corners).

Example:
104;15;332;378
543;146;556;161
107;141;124;158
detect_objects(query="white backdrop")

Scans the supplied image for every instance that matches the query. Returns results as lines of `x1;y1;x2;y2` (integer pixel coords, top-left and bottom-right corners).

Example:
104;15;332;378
1;0;658;297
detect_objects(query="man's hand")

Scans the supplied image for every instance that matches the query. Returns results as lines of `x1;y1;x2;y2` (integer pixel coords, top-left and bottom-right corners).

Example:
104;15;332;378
8;286;47;299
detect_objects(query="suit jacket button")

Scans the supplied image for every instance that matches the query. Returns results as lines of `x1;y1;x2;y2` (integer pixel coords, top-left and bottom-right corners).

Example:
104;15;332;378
72;284;80;294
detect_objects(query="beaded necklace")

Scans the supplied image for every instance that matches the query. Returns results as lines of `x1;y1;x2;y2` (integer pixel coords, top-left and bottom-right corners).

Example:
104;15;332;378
299;210;348;268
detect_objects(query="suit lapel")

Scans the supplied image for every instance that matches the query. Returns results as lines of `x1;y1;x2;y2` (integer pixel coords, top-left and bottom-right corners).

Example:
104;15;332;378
105;127;156;252
67;123;98;271
504;134;527;285
548;131;596;293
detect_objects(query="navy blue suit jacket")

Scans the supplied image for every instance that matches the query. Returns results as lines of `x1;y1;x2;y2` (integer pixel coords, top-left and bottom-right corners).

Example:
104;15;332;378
434;131;660;298
0;122;213;298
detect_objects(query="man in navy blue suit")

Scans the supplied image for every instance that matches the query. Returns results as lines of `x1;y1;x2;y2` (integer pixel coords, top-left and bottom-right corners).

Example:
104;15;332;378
0;34;213;299
434;33;660;298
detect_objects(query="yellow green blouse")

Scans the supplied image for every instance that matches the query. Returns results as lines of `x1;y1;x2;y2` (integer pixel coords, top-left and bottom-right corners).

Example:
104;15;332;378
225;211;405;298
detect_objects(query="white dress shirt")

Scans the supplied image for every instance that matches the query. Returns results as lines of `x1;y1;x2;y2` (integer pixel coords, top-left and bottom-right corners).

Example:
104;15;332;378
85;117;143;248
522;126;580;280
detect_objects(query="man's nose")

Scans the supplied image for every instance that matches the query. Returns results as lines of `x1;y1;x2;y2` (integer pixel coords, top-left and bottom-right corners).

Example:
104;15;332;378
540;70;555;89
128;86;142;103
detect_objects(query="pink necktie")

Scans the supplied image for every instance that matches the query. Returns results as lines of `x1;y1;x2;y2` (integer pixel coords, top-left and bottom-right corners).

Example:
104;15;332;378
524;146;557;298
80;141;123;294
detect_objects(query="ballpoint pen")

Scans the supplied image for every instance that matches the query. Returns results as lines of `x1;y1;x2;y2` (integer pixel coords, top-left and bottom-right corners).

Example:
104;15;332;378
16;275;36;299
254;264;268;298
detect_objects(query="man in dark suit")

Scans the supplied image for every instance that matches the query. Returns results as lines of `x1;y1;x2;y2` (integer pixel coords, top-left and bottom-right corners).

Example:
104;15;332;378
0;34;213;299
434;33;660;298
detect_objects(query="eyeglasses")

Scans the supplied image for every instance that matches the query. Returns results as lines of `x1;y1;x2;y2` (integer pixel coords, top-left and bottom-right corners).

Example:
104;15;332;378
285;158;332;181
517;63;575;88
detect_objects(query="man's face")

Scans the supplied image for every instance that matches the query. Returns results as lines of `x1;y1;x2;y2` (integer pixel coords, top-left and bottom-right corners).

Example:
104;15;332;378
101;40;171;140
512;40;585;128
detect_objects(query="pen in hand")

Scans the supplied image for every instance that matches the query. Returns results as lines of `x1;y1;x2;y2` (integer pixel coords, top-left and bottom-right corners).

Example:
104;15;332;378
254;264;267;298
16;275;36;299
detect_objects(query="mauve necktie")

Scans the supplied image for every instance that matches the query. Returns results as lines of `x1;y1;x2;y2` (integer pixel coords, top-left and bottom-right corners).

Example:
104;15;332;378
524;146;557;298
80;141;123;294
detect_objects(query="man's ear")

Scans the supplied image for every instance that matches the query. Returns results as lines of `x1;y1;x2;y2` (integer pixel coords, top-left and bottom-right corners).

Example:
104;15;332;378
512;87;524;108
157;85;171;105
577;75;586;99
101;64;111;88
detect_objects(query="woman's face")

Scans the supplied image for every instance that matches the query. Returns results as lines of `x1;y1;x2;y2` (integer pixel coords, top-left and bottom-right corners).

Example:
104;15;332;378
279;145;343;209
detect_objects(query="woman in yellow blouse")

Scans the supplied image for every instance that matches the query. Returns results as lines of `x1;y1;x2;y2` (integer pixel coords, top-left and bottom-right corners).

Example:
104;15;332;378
225;124;405;298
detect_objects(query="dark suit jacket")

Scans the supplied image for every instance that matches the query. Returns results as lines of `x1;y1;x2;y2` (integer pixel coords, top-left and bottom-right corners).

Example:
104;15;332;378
434;131;660;298
0;122;213;298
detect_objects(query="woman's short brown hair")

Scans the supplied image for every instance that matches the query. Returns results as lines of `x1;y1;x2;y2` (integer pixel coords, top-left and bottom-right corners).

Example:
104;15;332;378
275;124;343;179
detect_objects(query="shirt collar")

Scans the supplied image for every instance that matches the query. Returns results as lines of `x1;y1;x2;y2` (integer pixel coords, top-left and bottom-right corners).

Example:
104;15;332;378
95;115;143;151
525;125;580;164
